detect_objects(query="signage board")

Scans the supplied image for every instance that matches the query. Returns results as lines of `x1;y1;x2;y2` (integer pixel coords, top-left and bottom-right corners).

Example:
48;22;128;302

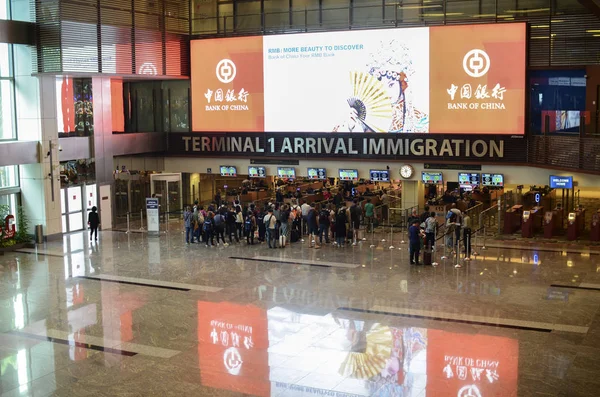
248;166;266;178
481;173;504;187
191;23;526;134
307;168;326;180
146;198;159;235
549;175;573;189
169;133;524;163
370;169;390;182
339;169;358;181
277;167;295;179
220;166;237;176
422;172;443;185
458;172;480;189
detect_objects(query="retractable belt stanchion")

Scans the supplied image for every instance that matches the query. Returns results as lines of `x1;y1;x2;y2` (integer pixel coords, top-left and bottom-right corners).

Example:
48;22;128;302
482;226;487;250
140;209;145;231
432;226;439;267
370;219;376;248
441;228;448;260
388;208;395;249
126;212;130;234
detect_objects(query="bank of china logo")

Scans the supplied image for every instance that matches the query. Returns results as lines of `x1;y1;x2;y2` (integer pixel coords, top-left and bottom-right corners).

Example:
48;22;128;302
139;62;157;76
463;49;490;78
216;59;236;84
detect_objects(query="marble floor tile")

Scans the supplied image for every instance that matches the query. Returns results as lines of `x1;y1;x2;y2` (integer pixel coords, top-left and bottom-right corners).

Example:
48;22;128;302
1;229;600;396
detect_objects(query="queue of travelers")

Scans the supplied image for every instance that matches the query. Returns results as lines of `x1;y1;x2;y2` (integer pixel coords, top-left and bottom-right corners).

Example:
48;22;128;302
183;192;379;249
183;187;473;268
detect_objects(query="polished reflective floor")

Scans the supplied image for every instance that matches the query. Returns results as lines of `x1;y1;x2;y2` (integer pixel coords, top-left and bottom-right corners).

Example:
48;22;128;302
1;229;600;396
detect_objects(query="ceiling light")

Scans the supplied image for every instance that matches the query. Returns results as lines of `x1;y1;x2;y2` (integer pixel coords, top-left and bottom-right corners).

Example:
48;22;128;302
504;8;550;13
531;25;549;28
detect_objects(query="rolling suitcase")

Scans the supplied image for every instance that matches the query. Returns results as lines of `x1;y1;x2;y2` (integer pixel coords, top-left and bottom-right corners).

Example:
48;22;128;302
291;229;299;243
279;235;286;248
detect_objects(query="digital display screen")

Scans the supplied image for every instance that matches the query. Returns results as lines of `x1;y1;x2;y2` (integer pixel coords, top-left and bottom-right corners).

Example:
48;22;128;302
458;172;480;189
549;175;573;189
370;170;390;182
277;167;295;179
482;173;504;187
307;168;326;180
339;169;359;181
248;166;266;178
191;24;526;134
422;172;443;185
219;166;237;177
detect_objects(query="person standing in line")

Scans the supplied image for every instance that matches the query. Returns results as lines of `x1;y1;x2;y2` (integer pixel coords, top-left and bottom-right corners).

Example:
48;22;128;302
203;212;215;247
191;206;200;243
257;206;266;243
213;210;226;246
301;200;311;236
425;211;437;250
245;212;257;245
350;199;362;246
226;205;239;243
264;209;277;248
235;207;244;240
462;213;472;261
318;204;331;245
307;203;319;248
335;206;348;247
279;204;290;247
409;219;423;265
88;206;100;242
183;206;193;244
214;190;222;206
364;198;375;233
329;204;336;243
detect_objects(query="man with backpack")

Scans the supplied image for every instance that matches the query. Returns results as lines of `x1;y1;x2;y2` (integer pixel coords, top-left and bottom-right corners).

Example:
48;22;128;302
257;207;266;243
213;210;226;246
350;199;362;246
245;213;256;245
264;208;277;248
202;212;215;247
318;205;331;245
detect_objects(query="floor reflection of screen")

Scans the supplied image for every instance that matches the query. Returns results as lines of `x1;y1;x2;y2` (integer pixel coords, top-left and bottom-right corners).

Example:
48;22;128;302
427;330;518;397
197;302;270;397
268;307;427;397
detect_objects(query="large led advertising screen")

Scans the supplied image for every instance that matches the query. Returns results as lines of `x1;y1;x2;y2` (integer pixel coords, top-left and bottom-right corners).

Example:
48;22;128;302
191;23;526;134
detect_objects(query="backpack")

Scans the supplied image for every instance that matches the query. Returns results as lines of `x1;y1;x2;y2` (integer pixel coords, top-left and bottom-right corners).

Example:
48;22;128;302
257;212;265;226
280;210;290;223
203;219;213;233
244;216;253;232
320;209;330;223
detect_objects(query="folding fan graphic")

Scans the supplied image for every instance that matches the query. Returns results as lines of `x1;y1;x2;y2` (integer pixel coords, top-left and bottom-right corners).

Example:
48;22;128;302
338;324;393;379
347;71;393;133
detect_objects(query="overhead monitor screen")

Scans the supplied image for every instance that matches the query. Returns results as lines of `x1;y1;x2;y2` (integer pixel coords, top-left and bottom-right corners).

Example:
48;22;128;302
191;24;526;134
370;169;390;182
422;172;443;185
339;169;359;181
482;173;504;187
277;167;295;179
219;166;237;177
248;166;266;178
549;175;573;189
458;172;480;189
307;168;326;180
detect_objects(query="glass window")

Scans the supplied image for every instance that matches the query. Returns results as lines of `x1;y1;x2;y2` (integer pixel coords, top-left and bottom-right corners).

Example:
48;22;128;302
0;79;15;140
0;165;18;188
0;0;9;20
0;43;11;76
